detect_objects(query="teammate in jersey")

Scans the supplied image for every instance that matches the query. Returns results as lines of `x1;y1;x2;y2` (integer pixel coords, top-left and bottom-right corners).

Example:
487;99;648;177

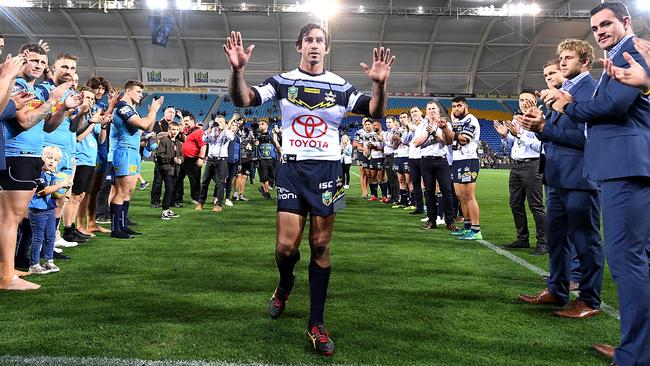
37;53;90;244
368;120;388;202
353;118;373;198
382;116;399;204
0;43;79;290
391;112;412;208
224;23;394;356
110;80;163;239
449;96;482;240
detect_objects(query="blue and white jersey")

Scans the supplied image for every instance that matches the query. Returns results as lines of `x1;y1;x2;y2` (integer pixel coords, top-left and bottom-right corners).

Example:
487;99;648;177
394;127;410;158
450;113;480;161
76;121;101;167
112;101;141;150
354;129;373;157
382;130;395;155
368;131;384;159
3;77;45;157
252;68;370;161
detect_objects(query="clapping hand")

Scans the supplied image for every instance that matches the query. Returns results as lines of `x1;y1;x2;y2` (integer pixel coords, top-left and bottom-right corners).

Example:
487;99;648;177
514;107;545;133
360;47;395;85
10;91;34;110
539;85;573;113
0;54;25;79
493;120;509;138
603;50;650;90
149;96;164;114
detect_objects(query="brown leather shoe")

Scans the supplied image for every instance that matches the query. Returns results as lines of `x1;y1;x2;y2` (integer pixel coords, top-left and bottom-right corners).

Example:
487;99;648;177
420;221;436;230
592;343;615;359
553;300;600;318
518;288;565;305
195;203;204;211
446;224;458;231
211;205;223;213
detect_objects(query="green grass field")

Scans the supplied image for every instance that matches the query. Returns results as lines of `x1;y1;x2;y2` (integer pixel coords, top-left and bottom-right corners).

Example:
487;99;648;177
0;162;619;365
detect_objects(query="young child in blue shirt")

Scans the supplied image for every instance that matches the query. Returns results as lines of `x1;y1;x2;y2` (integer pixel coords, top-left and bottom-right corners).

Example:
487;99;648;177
29;146;72;275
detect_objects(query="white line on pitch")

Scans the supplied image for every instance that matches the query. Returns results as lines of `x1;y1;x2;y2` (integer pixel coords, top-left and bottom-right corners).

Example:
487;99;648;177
0;356;367;366
477;239;620;320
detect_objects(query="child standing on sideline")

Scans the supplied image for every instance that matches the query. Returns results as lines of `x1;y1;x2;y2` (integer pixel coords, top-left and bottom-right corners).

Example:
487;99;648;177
29;146;72;274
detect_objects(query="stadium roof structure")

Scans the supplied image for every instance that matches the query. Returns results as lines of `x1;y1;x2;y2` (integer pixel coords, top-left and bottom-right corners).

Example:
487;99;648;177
1;0;649;94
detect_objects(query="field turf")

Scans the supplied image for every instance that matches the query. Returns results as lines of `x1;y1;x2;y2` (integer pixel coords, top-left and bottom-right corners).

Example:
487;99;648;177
0;162;620;365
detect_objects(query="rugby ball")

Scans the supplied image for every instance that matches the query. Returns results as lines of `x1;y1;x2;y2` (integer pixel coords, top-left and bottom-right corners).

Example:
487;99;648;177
51;172;70;199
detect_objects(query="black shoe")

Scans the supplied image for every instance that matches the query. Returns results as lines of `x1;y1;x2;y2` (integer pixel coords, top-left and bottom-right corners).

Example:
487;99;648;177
122;227;141;236
63;231;89;243
531;245;549;256
73;227;91;239
409;209;424;215
151;203;160;208
306;323;335;357
53;252;71;260
420;221;436;230
258;186;267;198
173;202;183;208
14;257;30;270
126;217;138;226
95;216;110;224
503;240;530;249
111;230;135;239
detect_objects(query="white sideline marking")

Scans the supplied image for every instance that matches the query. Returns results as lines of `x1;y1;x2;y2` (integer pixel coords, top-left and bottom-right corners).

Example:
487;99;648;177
0;356;365;366
477;240;620;320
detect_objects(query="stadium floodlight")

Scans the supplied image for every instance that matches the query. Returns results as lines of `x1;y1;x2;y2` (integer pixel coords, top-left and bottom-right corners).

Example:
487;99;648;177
146;0;168;8
303;0;339;19
176;0;191;10
358;5;364;13
417;6;424;14
0;0;32;7
639;0;650;11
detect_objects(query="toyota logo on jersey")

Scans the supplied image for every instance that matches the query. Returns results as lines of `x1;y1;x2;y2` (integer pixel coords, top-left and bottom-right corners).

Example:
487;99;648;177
292;115;327;139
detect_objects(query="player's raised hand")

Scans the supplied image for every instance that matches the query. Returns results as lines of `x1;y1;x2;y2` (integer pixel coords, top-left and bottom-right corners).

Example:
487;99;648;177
37;39;50;53
0;54;26;79
223;31;255;70
504;120;519;136
65;92;84;109
149;96;164;113
49;81;72;102
360;47;395;85
603;52;650;90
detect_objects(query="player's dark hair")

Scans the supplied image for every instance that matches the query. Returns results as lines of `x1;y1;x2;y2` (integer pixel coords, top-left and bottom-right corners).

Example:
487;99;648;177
589;1;630;22
185;113;196;122
520;89;536;96
78;86;93;94
124;80;144;90
296;23;330;50
86;76;109;92
543;58;560;68
19;43;47;55
0;33;4;39
169;122;180;128
451;96;467;104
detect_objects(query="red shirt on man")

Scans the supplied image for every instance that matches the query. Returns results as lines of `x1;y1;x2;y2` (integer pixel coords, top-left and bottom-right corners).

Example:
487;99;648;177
182;126;206;158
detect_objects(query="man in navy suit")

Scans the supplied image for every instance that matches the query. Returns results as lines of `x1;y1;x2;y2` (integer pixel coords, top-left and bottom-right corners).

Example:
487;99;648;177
516;39;603;320
542;3;650;365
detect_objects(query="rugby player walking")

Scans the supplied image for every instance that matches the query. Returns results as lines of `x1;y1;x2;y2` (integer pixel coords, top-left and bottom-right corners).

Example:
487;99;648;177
224;23;394;356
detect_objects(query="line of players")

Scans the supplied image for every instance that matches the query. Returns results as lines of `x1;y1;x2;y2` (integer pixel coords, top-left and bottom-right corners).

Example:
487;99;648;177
0;37;162;290
352;97;483;240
